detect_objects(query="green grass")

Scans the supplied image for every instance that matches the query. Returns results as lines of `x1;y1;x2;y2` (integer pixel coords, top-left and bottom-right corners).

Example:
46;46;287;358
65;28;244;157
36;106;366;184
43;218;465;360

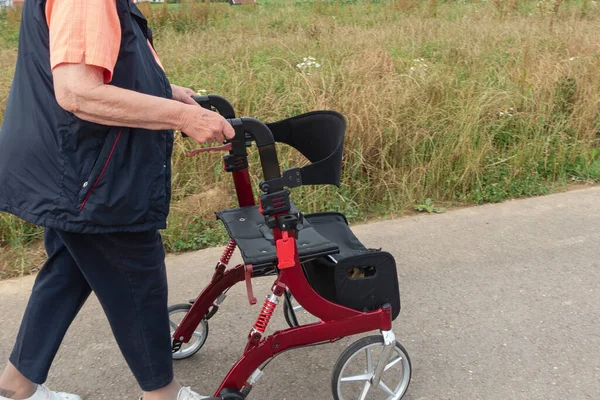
2;0;600;278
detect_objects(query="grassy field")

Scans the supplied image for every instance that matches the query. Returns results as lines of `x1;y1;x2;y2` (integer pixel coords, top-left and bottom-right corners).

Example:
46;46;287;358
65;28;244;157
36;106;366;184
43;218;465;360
2;0;600;279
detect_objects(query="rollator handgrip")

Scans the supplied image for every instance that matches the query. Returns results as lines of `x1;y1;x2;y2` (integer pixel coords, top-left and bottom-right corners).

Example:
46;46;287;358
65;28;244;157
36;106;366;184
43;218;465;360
192;94;236;119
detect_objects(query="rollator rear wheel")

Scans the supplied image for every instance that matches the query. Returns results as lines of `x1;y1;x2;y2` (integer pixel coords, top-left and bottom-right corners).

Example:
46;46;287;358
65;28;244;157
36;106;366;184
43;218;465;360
168;303;209;360
331;335;411;400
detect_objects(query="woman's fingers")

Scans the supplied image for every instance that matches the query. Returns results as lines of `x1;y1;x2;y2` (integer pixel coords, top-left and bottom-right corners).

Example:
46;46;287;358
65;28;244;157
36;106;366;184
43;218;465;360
222;120;235;139
179;94;198;106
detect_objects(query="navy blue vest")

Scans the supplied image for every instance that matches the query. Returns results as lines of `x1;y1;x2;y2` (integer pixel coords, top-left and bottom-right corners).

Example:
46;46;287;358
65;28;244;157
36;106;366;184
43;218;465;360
0;0;174;233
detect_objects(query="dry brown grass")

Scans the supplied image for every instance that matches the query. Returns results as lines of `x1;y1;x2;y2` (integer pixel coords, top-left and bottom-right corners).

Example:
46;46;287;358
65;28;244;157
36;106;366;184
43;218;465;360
0;43;17;124
0;241;45;280
150;0;600;213
2;0;600;277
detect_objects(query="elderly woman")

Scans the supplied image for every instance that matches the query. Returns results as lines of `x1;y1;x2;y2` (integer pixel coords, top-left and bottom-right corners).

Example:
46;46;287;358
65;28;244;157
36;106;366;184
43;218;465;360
0;1;233;399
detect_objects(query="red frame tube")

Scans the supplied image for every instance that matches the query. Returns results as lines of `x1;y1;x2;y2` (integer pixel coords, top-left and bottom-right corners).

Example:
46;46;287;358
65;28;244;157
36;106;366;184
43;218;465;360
216;309;391;394
214;247;393;395
272;229;366;322
232;169;255;207
173;263;247;343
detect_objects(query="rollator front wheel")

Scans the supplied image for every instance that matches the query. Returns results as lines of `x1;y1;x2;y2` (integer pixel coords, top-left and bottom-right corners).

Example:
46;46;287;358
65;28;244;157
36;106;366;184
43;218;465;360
332;335;411;400
168;303;209;360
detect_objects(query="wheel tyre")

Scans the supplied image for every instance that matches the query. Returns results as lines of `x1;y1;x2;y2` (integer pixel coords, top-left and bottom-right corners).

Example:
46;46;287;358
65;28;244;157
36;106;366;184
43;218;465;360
168;303;209;360
331;335;412;400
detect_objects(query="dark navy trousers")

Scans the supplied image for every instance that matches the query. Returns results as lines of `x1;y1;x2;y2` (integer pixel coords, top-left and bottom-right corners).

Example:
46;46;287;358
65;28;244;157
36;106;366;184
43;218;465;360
9;228;174;391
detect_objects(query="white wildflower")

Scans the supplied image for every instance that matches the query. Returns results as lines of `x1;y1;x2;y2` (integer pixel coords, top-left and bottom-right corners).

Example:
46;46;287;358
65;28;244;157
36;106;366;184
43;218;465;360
410;58;429;74
297;56;322;73
499;107;516;118
569;57;576;61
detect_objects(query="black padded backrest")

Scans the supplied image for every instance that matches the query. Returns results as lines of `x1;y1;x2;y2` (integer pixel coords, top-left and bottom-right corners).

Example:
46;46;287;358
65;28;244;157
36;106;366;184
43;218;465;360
266;111;346;187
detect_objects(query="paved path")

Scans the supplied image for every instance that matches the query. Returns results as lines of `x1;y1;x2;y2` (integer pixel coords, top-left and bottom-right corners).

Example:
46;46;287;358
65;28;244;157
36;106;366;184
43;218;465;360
1;188;600;400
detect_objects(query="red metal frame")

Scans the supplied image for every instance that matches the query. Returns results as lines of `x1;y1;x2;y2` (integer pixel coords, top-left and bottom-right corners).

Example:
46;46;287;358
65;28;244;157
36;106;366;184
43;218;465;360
215;247;392;395
176;148;393;398
173;261;247;343
232;169;255;207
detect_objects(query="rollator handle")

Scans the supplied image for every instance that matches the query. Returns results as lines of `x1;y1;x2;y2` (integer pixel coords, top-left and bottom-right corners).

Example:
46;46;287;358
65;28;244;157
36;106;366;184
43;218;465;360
187;113;284;189
223;117;282;182
191;94;236;119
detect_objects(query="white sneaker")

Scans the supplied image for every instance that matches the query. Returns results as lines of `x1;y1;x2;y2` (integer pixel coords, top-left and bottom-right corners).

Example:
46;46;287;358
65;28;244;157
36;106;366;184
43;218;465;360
0;385;81;400
177;387;211;400
137;387;213;400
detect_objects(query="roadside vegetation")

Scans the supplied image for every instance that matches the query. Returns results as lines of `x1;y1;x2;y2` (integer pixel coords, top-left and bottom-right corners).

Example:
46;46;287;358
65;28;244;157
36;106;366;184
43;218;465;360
2;0;600;278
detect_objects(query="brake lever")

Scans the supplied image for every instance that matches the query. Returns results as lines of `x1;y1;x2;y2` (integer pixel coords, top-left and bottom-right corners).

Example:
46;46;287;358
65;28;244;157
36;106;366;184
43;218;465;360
186;143;233;157
185;118;252;158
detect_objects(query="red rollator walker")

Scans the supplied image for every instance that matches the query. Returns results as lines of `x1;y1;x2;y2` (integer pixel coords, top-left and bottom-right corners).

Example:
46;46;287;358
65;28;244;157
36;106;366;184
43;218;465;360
169;95;412;400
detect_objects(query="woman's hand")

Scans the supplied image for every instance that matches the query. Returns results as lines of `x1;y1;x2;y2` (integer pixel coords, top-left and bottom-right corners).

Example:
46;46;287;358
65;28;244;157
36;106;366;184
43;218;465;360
170;84;234;143
179;105;234;144
170;84;198;106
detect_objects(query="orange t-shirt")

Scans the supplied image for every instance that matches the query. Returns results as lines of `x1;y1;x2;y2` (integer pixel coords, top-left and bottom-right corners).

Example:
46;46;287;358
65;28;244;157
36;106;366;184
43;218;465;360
45;0;164;84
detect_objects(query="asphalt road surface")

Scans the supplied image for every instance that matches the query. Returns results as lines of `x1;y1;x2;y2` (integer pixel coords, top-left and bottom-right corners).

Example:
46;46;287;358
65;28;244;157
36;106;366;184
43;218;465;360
1;187;599;400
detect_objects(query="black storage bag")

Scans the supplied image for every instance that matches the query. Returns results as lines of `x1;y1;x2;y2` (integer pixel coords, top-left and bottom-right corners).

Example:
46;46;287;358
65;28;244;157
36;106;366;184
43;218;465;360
302;213;401;321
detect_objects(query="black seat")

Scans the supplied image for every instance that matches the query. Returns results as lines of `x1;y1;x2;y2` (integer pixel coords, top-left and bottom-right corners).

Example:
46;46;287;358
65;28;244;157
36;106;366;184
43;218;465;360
216;206;340;267
216;206;374;268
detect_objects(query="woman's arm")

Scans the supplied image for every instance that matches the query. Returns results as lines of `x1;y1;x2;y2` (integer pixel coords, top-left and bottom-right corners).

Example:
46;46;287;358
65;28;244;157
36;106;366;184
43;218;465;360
53;61;234;143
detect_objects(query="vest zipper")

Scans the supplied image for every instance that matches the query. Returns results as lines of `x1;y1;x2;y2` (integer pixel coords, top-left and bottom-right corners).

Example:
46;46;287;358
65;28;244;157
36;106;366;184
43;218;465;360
79;130;123;211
